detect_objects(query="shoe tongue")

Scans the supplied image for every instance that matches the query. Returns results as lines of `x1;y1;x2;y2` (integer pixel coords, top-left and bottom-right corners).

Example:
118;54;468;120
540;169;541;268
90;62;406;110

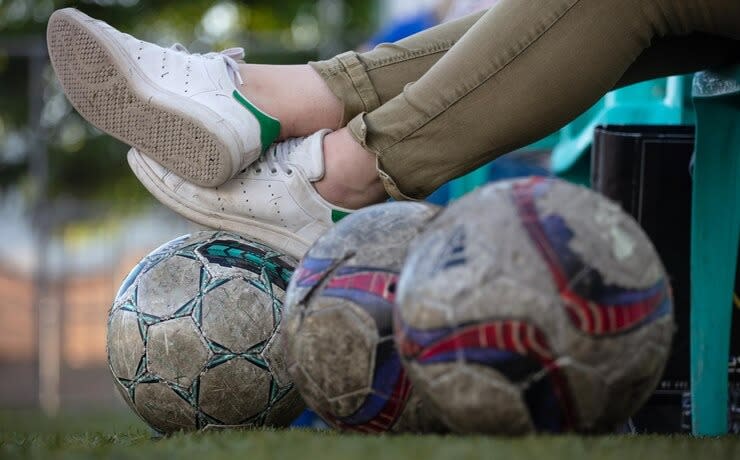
292;129;331;182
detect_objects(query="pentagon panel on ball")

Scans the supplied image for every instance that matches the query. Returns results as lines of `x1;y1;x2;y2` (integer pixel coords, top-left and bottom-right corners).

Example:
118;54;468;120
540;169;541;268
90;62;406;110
284;202;448;434
395;177;674;435
107;231;304;435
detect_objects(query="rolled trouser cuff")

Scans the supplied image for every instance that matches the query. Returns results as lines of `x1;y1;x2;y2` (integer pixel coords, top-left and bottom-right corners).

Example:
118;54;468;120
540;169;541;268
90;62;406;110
376;159;419;201
309;51;382;126
347;112;419;201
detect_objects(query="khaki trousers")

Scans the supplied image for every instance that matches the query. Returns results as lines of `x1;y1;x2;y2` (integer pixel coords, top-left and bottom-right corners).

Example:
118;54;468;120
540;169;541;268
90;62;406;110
310;0;740;199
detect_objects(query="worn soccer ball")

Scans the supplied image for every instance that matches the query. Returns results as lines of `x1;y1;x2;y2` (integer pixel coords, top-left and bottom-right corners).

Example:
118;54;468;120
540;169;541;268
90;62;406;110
395;177;674;434
107;231;304;434
284;202;447;433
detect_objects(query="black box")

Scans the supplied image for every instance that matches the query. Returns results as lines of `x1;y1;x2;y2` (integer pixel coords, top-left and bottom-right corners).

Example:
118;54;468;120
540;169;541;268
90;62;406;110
590;125;740;433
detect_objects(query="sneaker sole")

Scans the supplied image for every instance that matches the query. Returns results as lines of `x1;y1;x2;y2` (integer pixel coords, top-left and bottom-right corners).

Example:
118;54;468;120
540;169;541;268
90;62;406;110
128;149;314;260
47;8;239;187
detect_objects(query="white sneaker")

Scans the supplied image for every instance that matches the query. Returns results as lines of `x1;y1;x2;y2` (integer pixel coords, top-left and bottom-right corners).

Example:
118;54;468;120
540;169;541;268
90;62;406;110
47;8;280;187
127;130;353;260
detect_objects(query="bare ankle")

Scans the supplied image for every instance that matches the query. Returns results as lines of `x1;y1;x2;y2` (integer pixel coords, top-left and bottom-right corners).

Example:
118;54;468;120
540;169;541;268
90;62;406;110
237;64;343;139
315;129;388;209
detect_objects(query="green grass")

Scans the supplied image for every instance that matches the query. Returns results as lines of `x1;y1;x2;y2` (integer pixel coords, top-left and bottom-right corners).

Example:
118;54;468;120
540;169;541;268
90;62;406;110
1;411;739;460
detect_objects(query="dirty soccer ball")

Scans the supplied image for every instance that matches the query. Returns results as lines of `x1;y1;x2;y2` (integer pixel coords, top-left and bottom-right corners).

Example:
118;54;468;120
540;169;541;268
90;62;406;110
284;202;447;433
395;177;674;435
107;231;304;434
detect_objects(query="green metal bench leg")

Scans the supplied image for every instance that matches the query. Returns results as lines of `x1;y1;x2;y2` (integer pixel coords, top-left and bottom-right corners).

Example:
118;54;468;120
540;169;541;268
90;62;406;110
690;74;740;435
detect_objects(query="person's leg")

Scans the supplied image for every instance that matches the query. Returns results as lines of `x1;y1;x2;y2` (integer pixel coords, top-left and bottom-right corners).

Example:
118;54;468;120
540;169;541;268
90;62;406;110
46;7;482;187
332;0;739;200
236;11;486;139
235;7;736;141
125;0;738;258
316;32;739;209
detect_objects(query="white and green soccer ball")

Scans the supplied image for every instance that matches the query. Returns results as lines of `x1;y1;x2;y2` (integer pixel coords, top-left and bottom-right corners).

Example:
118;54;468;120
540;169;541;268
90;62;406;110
107;231;304;434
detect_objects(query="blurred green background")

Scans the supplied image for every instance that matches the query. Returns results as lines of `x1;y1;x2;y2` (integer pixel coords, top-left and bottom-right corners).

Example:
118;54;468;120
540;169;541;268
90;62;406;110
0;0;401;417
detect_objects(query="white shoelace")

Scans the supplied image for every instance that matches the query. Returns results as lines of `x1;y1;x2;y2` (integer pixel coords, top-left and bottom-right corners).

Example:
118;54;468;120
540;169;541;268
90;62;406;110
170;43;245;86
252;137;306;176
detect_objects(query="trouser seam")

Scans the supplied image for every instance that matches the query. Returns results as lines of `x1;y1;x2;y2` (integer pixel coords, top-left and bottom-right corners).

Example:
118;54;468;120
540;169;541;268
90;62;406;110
311;62;342;80
377;0;583;156
336;52;380;113
362;41;457;71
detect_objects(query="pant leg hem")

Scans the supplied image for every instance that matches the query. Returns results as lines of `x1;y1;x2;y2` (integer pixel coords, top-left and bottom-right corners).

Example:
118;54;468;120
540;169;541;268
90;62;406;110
310;52;382;126
377;159;420;201
347;113;419;201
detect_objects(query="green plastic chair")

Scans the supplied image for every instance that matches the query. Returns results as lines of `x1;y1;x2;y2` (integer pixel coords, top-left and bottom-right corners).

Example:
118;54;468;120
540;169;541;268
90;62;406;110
690;64;740;436
551;76;695;180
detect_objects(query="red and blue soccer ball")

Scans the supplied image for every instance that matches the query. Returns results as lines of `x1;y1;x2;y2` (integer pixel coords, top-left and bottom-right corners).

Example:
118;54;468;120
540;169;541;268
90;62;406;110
283;202;447;433
395;177;674;434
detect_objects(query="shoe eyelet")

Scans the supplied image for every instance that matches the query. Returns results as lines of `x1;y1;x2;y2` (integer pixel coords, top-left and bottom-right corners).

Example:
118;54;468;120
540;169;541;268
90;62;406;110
286;169;294;176
270;169;278;175
254;168;262;174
